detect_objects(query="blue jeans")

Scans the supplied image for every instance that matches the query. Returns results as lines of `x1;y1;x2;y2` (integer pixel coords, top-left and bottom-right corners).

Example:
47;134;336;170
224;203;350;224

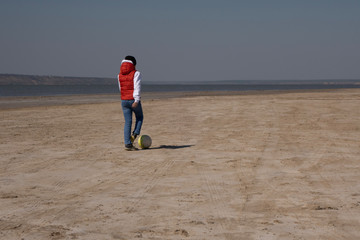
121;100;143;145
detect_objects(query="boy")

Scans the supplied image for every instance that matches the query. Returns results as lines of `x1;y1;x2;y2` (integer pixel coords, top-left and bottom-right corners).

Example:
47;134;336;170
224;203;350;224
117;55;143;150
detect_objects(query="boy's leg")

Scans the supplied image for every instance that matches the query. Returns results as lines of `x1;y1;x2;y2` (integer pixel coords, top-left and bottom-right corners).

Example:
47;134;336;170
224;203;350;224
132;101;143;136
121;100;133;145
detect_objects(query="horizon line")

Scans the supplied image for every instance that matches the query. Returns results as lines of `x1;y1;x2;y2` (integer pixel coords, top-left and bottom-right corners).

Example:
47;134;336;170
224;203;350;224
1;73;360;84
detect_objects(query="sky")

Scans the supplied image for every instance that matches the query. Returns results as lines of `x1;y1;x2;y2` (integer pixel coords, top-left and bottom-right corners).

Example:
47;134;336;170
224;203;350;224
1;0;359;82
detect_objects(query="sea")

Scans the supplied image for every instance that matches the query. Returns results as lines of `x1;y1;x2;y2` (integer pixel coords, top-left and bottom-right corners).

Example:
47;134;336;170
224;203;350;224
1;81;360;97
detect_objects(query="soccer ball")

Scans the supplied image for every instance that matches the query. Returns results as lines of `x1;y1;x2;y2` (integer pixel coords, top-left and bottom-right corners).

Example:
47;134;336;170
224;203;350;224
138;135;152;149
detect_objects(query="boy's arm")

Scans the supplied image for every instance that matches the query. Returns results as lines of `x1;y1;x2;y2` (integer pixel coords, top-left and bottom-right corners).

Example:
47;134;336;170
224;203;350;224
132;71;141;108
117;75;121;92
133;71;141;104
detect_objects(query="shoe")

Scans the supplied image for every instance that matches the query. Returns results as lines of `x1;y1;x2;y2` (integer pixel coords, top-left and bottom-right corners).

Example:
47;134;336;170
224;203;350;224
125;144;138;151
130;134;138;143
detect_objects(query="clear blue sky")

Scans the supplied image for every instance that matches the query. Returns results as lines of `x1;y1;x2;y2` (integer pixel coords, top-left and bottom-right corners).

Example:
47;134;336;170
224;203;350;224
1;0;359;82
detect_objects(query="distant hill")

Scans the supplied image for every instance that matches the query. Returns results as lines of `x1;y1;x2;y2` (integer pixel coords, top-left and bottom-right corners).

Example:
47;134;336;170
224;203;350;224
0;74;116;85
1;73;360;86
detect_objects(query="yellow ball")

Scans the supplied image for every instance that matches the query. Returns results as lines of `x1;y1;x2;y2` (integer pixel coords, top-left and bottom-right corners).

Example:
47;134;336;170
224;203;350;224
138;135;152;149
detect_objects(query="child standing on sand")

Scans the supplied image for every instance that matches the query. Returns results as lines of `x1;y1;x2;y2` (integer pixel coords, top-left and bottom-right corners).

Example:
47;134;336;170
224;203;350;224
117;55;143;151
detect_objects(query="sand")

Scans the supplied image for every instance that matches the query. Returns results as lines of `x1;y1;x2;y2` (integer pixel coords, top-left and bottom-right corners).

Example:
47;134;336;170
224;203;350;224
1;89;360;240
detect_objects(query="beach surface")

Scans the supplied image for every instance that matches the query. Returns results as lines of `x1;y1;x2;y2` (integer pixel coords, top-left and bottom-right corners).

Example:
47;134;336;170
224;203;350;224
1;89;360;239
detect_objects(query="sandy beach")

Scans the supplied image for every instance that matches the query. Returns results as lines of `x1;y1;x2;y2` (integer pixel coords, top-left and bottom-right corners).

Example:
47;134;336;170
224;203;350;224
1;89;360;239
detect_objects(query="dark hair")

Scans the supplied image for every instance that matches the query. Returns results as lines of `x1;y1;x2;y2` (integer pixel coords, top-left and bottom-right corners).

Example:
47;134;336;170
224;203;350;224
125;55;137;66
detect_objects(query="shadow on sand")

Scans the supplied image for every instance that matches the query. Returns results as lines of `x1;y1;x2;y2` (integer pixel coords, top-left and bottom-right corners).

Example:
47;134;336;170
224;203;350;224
149;145;194;150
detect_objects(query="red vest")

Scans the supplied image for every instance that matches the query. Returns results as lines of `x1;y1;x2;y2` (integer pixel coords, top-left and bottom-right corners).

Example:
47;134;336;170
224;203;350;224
118;62;136;100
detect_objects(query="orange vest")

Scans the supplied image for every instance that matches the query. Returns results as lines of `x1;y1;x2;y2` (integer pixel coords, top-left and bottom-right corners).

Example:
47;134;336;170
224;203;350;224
118;62;136;100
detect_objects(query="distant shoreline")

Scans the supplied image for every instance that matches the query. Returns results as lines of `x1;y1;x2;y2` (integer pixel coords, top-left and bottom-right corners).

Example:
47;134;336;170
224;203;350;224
1;81;360;98
1;73;360;101
1;88;358;110
1;73;360;86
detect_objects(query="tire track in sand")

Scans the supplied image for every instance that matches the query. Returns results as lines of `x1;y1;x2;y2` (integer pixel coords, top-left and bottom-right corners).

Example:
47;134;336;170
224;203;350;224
195;161;238;239
125;157;176;213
